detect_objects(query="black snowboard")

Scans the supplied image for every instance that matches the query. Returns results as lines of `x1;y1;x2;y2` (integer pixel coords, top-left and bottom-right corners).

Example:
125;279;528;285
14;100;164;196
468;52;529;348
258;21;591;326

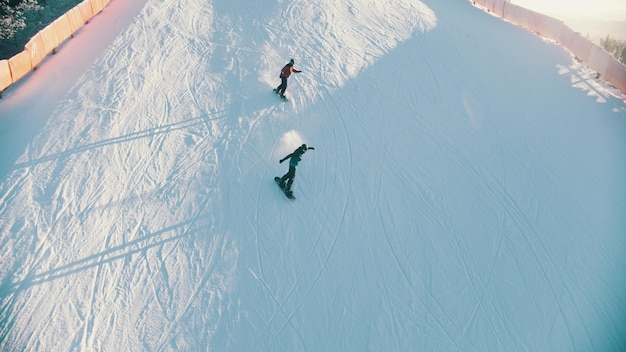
272;89;288;102
274;177;295;199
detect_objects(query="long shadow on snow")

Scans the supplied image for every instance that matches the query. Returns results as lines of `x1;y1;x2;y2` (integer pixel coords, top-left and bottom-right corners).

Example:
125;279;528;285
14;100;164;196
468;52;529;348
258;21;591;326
0;220;202;349
10;114;224;171
10;221;202;290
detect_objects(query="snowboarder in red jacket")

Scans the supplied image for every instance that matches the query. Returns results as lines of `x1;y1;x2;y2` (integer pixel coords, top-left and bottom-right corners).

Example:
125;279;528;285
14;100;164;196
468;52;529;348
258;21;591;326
274;59;301;99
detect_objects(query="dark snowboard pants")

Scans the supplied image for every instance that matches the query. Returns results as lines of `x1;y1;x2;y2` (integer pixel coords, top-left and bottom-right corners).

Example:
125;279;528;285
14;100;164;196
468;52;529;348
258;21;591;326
276;76;288;97
280;166;296;191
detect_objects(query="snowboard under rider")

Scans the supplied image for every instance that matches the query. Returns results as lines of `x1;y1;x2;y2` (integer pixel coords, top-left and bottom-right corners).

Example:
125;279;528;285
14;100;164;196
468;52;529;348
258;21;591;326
274;59;301;99
279;144;314;195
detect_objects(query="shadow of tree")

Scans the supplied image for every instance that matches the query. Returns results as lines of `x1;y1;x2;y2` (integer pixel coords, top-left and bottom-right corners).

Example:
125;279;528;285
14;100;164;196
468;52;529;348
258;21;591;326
16;220;205;289
11;112;225;171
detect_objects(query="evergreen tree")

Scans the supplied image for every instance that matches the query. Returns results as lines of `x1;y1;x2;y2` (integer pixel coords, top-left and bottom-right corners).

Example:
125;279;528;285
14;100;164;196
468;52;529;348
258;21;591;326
0;0;41;40
600;34;626;65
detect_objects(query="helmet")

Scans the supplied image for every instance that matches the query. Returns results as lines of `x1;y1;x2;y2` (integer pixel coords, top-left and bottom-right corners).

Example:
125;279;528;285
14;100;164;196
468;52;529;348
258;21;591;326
300;144;307;151
289;59;295;65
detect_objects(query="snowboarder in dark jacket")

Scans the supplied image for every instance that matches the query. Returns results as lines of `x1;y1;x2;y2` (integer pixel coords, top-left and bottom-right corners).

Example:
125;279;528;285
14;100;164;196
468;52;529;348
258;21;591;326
279;144;314;195
274;59;301;99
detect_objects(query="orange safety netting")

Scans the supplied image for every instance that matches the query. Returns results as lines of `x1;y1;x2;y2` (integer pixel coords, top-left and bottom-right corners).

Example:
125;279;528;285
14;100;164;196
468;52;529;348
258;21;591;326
7;51;32;84
25;33;47;69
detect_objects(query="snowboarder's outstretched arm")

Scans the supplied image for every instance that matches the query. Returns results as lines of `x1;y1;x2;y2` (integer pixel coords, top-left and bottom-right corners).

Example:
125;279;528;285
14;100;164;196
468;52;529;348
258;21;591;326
279;144;314;163
279;153;293;163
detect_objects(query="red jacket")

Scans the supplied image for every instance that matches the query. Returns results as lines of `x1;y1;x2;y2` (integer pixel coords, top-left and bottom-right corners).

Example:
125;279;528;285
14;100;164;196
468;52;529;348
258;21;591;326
280;64;300;78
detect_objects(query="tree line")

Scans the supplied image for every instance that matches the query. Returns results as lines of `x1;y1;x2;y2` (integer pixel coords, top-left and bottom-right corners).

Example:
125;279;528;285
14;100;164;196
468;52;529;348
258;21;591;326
0;0;41;40
600;35;626;65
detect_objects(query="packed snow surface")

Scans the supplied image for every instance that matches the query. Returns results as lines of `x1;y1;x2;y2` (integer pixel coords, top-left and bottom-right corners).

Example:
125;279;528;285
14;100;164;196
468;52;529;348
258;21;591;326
1;0;625;351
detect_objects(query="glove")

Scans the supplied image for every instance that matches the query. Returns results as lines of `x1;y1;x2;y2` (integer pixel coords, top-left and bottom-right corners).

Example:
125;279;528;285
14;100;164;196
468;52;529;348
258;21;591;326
308;147;315;150
279;158;284;163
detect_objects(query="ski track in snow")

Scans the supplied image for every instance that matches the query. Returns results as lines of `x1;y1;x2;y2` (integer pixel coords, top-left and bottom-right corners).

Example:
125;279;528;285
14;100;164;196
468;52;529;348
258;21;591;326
1;0;626;351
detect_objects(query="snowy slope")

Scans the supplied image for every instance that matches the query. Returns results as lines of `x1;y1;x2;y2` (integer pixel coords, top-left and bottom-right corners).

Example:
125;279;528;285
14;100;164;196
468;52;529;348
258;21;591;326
1;0;625;351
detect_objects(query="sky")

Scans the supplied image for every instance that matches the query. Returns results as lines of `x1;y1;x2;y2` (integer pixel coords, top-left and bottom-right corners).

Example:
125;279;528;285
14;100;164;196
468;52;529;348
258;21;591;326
511;0;626;21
